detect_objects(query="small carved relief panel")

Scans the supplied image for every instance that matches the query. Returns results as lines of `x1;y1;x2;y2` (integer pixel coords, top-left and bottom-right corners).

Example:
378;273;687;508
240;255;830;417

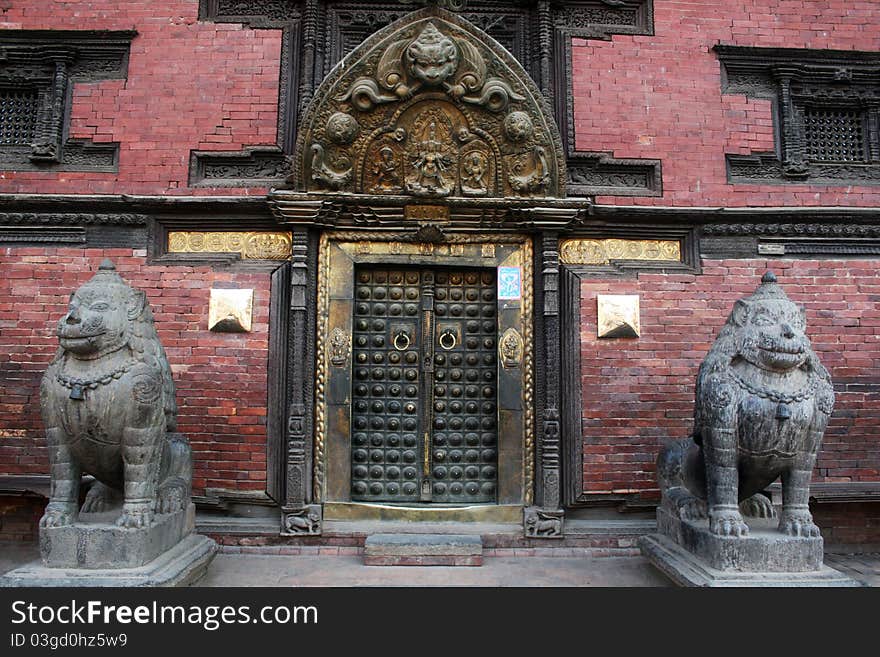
293;7;566;198
559;238;681;265
167;231;292;259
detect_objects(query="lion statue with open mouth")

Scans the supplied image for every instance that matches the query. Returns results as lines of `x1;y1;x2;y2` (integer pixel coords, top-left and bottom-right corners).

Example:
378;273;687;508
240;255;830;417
657;271;834;538
39;259;190;530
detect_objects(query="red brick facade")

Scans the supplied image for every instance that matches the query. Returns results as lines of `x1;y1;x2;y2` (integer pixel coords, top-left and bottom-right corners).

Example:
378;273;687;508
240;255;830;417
0;249;271;496
0;1;878;543
573;0;880;207
579;258;880;501
0;2;281;195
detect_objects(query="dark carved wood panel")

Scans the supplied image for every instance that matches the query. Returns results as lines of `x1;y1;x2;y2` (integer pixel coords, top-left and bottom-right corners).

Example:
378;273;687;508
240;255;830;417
716;45;880;185
0;30;136;171
195;0;660;194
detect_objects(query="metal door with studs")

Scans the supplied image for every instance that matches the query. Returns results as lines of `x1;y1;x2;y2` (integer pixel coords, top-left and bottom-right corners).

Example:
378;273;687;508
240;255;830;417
350;267;498;504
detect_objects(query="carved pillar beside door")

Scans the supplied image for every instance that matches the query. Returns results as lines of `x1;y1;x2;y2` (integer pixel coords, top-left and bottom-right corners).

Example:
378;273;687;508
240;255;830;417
280;227;322;535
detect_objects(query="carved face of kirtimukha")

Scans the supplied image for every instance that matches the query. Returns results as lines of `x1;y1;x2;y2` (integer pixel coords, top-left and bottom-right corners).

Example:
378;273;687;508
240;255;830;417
405;23;458;86
58;285;130;358
736;298;810;372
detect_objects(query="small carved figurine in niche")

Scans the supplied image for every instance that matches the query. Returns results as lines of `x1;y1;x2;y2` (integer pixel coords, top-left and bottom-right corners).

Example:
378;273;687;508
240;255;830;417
39;260;191;530
371;146;401;191
524;509;563;538
656;272;834;537
460;150;488;195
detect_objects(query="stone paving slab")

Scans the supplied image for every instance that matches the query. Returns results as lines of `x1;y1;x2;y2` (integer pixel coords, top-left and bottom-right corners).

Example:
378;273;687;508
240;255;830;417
2;541;878;588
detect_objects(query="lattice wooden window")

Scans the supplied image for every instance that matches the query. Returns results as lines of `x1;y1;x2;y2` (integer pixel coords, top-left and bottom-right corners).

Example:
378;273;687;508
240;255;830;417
803;107;868;163
0;88;40;146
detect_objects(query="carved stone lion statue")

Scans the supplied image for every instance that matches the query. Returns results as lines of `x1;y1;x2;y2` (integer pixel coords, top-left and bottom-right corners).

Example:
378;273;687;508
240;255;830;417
39;260;191;530
657;272;834;538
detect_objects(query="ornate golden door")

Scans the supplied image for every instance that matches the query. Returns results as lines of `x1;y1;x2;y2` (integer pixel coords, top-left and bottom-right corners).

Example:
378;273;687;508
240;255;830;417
350;266;499;504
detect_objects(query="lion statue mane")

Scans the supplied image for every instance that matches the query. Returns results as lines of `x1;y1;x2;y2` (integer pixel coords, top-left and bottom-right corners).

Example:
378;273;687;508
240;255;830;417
39;259;191;529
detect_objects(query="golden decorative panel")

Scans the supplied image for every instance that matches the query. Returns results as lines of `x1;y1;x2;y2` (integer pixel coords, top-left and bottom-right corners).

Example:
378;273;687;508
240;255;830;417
168;231;292;260
559;239;681;265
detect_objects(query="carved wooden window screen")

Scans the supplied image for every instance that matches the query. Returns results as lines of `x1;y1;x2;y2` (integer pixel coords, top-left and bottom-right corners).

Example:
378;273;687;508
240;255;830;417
803;107;868;163
0;88;40;146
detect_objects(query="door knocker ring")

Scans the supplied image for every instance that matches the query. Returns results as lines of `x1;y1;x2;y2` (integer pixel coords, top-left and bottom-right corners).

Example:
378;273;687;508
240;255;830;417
393;331;411;351
438;330;457;350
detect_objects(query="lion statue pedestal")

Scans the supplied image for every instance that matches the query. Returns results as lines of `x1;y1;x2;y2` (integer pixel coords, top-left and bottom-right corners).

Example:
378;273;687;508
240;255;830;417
1;260;215;587
639;272;859;587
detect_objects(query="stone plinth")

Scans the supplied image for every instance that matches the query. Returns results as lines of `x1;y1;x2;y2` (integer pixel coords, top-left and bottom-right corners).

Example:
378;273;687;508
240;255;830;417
364;533;483;566
40;503;196;569
1;503;217;587
1;534;216;587
640;508;860;587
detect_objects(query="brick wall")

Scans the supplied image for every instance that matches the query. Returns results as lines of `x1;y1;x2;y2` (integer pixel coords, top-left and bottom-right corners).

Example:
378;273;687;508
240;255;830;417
571;0;880;207
0;495;43;543
579;259;880;500
0;1;878;206
0;1;280;195
0;248;272;496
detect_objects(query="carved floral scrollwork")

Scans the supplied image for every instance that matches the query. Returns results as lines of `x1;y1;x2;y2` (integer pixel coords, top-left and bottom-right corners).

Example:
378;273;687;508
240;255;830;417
294;7;565;199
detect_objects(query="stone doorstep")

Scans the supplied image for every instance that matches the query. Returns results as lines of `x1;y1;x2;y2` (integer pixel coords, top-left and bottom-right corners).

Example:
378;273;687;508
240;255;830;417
363;533;483;566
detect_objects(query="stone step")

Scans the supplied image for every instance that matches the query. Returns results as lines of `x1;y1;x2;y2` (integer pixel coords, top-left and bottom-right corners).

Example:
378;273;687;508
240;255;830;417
363;533;483;566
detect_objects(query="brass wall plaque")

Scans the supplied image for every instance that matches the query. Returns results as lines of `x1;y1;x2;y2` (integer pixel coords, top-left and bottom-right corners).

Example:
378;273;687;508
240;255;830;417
597;295;640;339
168;231;292;260
559;239;681;265
404;204;449;221
208;288;254;333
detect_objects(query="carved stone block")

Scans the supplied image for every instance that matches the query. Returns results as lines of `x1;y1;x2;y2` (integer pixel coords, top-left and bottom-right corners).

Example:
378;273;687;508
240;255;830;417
524;507;564;538
282;504;323;536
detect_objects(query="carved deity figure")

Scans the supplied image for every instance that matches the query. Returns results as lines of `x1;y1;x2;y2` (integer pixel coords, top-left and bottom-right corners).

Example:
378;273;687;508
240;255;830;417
657;272;834;538
39;260;191;530
372;146;400;191
460;151;488;194
407;121;453;195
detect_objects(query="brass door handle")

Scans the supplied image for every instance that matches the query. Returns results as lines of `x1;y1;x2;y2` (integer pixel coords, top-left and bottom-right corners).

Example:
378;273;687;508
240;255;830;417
438;329;457;350
393;330;411;351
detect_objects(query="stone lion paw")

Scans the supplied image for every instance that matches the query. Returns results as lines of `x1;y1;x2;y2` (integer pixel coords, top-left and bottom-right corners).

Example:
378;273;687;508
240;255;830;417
739;494;776;519
116;502;154;529
709;508;749;537
40;502;77;528
779;511;821;537
81;482;118;513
